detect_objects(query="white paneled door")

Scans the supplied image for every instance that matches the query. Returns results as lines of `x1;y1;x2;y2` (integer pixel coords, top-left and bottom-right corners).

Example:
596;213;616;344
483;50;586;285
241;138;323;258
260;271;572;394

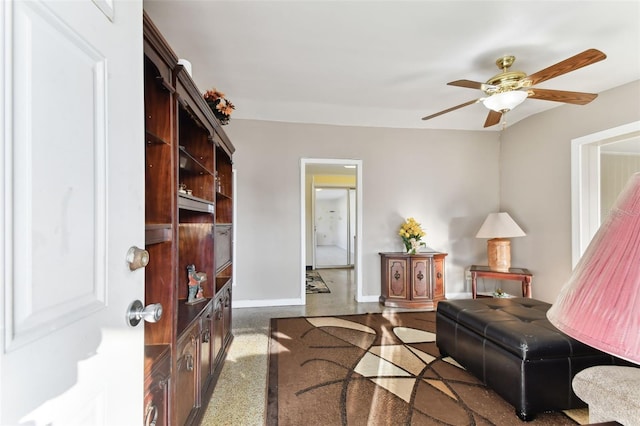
1;1;144;425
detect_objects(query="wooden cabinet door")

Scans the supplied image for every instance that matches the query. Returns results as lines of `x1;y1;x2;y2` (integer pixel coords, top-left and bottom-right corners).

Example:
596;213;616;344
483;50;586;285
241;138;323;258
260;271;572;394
175;324;199;425
200;304;213;389
222;286;233;347
433;256;445;300
411;257;432;300
386;258;408;299
212;296;224;363
144;351;170;426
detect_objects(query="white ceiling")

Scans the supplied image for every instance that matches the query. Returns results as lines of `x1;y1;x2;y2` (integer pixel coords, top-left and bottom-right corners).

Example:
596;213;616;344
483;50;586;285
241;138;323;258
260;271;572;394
143;1;640;131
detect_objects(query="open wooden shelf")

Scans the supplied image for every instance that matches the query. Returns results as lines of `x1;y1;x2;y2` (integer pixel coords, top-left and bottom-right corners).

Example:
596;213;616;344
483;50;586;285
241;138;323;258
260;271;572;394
143;11;236;426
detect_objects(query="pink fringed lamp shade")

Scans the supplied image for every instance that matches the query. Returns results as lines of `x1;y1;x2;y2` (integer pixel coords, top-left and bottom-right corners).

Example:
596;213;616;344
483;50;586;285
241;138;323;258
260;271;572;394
547;173;640;364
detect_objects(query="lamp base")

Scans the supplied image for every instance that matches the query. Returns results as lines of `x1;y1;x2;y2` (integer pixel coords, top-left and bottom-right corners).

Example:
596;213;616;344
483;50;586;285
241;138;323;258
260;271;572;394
487;238;511;272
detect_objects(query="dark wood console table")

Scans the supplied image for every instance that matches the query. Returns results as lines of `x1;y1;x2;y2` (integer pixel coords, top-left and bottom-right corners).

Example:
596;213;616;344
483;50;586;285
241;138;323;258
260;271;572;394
470;265;533;299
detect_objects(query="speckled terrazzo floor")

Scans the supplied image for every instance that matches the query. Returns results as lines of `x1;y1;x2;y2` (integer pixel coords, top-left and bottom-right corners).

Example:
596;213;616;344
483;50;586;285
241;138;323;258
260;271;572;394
199;268;590;425
200;268;399;425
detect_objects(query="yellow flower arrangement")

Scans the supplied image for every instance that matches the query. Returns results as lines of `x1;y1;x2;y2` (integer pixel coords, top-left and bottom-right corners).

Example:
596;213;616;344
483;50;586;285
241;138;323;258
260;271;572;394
398;217;426;254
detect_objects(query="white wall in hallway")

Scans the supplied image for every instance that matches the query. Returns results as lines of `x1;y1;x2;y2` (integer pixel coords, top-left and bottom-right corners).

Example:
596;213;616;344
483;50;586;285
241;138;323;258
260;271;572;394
315;192;348;248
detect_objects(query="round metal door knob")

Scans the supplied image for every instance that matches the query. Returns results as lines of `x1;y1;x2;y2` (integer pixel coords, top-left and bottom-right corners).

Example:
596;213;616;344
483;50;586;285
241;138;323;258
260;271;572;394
127;300;163;327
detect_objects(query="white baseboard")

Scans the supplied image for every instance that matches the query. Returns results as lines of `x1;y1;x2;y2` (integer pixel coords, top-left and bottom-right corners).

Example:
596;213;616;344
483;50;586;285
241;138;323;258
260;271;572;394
233;293;472;309
357;295;380;303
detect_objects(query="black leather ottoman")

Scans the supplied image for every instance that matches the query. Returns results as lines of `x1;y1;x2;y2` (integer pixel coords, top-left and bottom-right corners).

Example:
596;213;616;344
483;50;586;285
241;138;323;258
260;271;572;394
436;298;625;421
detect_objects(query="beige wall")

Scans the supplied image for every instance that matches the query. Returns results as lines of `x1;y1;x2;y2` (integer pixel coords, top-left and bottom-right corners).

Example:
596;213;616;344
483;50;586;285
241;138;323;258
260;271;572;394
500;80;640;302
225;80;640;306
225;122;499;305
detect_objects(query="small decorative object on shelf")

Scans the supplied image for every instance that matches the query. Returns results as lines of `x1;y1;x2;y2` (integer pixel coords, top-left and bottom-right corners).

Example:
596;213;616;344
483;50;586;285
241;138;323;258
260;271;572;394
493;288;512;298
399;217;427;254
178;183;193;196
215;171;222;193
186;264;207;305
203;88;235;125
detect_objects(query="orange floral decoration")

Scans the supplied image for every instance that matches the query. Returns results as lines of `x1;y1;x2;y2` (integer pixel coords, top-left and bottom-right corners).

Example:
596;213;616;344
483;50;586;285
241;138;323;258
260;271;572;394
204;88;235;124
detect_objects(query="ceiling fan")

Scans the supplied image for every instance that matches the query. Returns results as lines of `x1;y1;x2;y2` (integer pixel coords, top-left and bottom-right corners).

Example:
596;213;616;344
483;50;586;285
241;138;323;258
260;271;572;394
421;49;606;128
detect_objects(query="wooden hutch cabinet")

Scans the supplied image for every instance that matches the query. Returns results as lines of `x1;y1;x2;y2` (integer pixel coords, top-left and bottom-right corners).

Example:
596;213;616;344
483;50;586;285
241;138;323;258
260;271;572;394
379;252;447;309
143;13;234;426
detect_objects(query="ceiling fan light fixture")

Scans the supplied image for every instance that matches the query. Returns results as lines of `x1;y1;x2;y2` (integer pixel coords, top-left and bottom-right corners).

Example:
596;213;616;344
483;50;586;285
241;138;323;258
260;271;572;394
482;90;528;112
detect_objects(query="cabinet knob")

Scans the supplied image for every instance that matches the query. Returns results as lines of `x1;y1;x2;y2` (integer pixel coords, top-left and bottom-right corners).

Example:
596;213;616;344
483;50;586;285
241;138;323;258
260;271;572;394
437;272;442;279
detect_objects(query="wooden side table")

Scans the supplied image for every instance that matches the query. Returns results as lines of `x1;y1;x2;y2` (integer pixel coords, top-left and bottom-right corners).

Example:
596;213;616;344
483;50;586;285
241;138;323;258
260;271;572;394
379;252;447;309
469;265;533;299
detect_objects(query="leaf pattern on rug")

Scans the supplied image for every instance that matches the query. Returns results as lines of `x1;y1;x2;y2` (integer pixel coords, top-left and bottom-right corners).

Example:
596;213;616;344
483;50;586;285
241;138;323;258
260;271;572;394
267;311;582;426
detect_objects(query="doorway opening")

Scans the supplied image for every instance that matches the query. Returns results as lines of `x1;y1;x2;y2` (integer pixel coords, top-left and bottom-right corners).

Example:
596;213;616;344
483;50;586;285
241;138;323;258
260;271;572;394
301;159;363;304
314;187;355;268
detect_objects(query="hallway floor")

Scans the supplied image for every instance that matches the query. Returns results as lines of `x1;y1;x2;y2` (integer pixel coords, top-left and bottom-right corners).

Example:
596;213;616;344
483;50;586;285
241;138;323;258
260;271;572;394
315;244;352;267
201;268;420;425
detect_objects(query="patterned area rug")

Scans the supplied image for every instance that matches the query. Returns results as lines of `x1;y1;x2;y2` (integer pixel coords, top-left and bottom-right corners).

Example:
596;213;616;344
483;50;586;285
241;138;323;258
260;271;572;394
306;270;330;294
267;311;587;425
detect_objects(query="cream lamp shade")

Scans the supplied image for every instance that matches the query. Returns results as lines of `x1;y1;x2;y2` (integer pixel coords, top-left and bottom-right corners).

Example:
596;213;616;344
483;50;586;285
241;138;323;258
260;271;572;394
476;212;526;272
547;173;640;364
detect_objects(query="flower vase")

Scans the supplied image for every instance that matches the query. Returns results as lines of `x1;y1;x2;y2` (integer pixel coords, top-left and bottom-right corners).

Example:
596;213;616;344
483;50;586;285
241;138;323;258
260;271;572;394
404;238;421;255
404;241;417;255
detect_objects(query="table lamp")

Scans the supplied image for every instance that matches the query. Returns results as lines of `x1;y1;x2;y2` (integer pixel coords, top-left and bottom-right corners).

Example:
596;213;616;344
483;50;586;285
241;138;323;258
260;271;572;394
547;172;640;364
476;212;526;272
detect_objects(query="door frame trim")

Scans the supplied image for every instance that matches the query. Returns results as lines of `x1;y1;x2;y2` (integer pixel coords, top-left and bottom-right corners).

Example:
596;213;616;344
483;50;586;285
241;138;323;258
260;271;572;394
571;121;640;267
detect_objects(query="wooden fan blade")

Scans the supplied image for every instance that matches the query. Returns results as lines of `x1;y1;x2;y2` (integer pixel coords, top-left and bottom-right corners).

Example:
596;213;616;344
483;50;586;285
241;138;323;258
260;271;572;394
484;110;502;128
526;49;606;86
421;99;480;121
447;79;486;90
527;88;598;105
